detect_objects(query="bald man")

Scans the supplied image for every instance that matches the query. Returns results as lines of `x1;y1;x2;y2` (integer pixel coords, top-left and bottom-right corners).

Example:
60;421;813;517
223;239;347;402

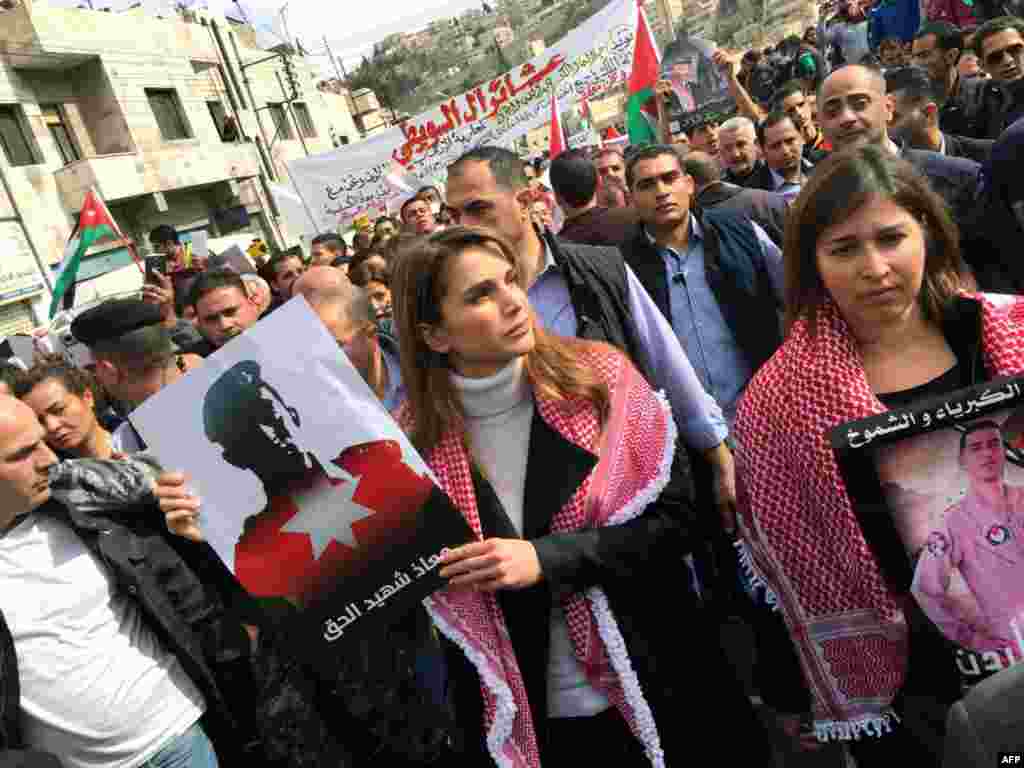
0;396;266;767
293;267;404;410
818;64;980;222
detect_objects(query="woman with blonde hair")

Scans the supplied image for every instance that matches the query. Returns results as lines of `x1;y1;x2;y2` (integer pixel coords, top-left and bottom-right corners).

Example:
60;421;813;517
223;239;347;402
391;226;767;767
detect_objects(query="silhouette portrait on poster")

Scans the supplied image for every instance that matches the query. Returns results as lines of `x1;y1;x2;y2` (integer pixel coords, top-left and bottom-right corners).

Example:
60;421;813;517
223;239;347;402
834;377;1024;687
130;298;474;658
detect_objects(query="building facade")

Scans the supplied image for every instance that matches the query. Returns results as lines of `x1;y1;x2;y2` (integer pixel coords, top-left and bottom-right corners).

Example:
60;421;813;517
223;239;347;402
0;0;359;326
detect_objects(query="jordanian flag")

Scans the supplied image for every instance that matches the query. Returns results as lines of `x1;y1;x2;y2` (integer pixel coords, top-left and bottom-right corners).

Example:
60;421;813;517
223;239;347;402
50;188;122;317
626;0;661;146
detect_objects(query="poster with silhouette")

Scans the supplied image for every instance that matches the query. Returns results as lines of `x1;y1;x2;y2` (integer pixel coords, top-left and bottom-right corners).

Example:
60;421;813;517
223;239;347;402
660;34;734;132
131;297;473;654
833;377;1024;687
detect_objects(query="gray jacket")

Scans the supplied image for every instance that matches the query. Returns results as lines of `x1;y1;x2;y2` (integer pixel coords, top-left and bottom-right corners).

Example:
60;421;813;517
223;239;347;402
944;662;1024;767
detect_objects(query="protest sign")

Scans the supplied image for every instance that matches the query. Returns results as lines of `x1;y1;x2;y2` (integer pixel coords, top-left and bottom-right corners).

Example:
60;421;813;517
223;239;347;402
288;0;639;232
833;377;1024;688
131;298;474;654
660;35;733;132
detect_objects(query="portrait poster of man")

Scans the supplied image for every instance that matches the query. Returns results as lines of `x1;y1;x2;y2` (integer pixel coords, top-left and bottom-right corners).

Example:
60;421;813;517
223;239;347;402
660;34;733;131
833;377;1024;685
130;298;473;656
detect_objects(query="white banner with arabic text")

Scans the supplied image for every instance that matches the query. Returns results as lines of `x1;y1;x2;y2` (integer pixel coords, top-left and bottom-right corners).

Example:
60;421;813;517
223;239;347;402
288;0;638;232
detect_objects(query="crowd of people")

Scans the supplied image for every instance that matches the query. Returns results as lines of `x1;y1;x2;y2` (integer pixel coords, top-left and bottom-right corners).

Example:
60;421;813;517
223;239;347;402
5;5;1024;768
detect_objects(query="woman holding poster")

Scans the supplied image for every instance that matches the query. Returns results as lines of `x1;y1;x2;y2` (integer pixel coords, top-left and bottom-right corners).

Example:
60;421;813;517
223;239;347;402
392;227;767;767
733;146;1024;764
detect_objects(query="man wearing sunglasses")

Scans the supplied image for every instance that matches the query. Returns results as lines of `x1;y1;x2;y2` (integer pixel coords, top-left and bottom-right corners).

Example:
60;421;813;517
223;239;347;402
974;16;1024;134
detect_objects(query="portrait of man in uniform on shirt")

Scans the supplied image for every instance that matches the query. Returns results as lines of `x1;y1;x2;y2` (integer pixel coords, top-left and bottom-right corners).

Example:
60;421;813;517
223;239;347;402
875;415;1024;654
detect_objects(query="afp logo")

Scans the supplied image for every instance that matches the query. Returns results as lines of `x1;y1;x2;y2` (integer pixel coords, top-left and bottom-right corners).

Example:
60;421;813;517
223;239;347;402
1000;753;1024;764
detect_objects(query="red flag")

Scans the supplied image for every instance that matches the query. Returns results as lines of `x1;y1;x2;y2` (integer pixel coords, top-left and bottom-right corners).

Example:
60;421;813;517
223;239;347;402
626;0;661;145
549;89;566;159
604;125;622;139
233;439;439;605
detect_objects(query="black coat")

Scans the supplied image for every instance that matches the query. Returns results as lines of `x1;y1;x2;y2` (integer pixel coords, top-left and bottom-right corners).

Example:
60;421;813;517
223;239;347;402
443;409;771;766
695;181;790;247
724;160;776;192
943;133;994;165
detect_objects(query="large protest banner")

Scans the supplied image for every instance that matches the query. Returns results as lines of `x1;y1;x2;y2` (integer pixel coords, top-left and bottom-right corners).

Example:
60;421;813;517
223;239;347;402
288;0;641;232
131;298;474;657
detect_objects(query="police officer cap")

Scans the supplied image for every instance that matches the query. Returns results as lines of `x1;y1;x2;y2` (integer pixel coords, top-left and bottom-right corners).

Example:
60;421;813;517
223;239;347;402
70;298;163;347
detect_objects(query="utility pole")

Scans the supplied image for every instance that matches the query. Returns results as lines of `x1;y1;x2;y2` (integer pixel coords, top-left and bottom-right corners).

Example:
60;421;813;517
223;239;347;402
323;36;347;83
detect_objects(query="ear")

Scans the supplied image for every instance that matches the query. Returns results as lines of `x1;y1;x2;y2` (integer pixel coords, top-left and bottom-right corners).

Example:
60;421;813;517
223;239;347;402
93;359;117;386
947;48;961;68
884;94;895;123
82;387;95;410
924;102;940;124
421;323;452;355
514;188;533;221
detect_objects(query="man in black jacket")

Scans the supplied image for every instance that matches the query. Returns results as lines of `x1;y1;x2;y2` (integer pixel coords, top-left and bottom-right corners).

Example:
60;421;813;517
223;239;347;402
684;151;789;247
0;396;264;767
819;64;981;227
887;65;995;163
718;116;776;191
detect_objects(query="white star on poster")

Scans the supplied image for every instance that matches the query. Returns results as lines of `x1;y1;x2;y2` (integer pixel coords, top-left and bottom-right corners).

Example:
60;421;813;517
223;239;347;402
282;476;374;559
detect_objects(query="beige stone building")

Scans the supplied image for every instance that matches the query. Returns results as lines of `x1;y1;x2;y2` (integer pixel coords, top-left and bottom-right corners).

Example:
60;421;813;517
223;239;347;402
0;0;359;328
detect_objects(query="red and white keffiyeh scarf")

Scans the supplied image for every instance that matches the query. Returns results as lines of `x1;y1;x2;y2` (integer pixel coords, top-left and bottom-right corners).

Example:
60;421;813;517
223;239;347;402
402;346;676;768
734;294;1024;741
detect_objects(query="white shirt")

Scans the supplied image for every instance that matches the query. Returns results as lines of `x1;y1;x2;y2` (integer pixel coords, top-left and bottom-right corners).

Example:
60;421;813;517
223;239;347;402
452;359;610;719
0;515;205;768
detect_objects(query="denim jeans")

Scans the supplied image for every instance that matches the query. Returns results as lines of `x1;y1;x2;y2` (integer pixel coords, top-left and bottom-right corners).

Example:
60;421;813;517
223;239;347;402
141;721;219;768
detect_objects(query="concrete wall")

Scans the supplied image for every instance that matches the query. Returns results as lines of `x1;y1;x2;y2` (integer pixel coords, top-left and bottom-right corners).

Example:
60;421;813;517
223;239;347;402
0;0;363;298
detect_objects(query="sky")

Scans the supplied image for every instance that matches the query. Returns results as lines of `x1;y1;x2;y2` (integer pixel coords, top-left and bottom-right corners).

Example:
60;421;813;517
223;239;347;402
42;0;492;74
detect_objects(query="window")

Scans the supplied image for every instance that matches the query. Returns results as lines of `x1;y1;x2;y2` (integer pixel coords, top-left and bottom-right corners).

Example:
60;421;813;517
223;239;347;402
292;102;316;138
207;100;236;142
0;105;38;166
40;104;79;165
146;89;191;141
267;104;294;140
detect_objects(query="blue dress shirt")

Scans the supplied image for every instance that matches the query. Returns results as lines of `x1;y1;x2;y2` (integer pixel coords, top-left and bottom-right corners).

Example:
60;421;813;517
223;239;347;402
650;217;784;425
528;239;728;452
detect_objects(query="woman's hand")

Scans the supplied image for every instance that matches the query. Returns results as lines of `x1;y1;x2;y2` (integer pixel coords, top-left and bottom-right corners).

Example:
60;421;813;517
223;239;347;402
155;471;204;542
439;538;542;591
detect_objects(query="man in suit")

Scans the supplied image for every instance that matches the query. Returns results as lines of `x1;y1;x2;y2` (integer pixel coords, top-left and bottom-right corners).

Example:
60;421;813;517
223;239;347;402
684;151;789;247
886;65;995;163
819;64;981;226
944;662;1024;767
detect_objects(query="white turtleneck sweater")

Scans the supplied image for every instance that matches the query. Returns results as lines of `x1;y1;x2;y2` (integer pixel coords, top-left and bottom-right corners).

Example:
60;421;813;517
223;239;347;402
452;359;610;719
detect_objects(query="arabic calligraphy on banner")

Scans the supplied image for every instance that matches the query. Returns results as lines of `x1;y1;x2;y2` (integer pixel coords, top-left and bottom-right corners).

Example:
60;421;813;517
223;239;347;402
288;0;638;232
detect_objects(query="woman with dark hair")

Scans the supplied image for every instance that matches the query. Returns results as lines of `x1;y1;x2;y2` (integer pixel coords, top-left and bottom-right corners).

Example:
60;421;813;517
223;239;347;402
391;226;767;767
735;146;1024;764
348;257;393;321
16;356;114;459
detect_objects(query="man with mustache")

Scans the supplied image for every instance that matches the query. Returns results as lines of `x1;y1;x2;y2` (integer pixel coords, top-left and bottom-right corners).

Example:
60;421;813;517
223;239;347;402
184;269;264;357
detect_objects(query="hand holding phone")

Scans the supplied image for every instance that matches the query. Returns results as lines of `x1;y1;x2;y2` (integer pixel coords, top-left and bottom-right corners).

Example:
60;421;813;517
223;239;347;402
145;254;169;283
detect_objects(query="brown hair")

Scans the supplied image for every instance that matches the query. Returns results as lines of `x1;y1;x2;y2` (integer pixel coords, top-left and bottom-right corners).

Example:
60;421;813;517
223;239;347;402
15;354;95;401
392;226;611;456
785;145;966;334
